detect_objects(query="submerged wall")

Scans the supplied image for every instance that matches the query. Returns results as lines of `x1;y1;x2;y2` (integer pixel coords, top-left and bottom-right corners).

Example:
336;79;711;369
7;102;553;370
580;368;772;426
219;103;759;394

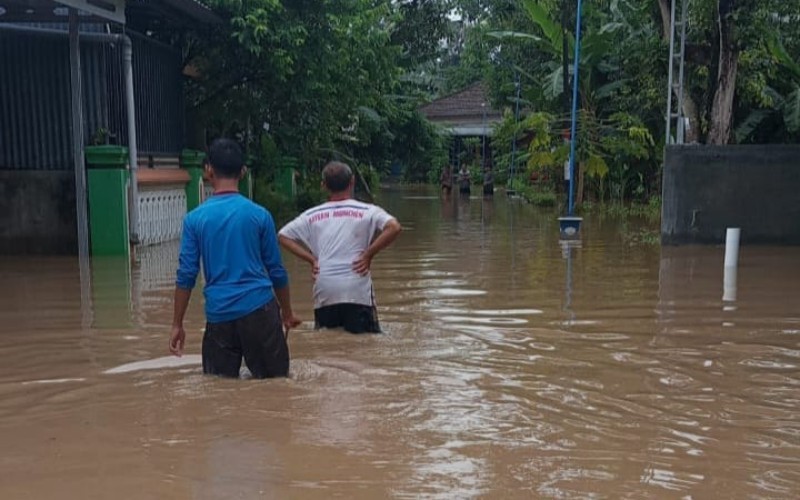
0;171;77;254
661;145;800;245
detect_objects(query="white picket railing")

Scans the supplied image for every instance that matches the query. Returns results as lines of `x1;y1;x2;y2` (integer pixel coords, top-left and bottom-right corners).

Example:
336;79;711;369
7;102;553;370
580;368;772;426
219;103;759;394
137;186;187;246
135;240;182;293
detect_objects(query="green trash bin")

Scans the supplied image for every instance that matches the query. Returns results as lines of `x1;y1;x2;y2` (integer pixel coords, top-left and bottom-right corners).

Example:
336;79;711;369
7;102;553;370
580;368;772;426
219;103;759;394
86;145;130;257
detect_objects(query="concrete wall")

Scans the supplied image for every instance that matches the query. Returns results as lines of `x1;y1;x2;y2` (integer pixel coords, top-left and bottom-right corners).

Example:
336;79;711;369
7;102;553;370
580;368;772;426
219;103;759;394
662;145;800;245
0;171;77;254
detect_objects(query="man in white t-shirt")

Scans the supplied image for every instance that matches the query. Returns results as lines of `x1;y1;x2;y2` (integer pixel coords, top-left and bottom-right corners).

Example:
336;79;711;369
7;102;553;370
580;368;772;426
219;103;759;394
278;162;402;333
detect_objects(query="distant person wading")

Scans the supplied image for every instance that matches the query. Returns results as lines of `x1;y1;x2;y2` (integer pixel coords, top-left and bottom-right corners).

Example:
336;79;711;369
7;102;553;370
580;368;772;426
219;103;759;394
440;166;453;197
458;165;471;197
483;168;494;198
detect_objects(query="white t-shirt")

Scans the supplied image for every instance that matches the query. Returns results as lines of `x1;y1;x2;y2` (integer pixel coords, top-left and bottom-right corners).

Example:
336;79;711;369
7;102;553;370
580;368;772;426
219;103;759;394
279;199;396;308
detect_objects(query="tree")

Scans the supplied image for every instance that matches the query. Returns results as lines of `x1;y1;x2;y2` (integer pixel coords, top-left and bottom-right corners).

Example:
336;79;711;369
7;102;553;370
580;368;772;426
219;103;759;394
451;0;798;175
180;0;448;191
178;0;799;206
736;35;800;143
392;0;452;68
484;0;661;203
659;0;789;144
707;0;740;144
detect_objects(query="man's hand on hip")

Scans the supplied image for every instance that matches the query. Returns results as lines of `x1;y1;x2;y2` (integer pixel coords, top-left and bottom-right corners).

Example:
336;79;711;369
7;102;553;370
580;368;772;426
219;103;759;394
353;253;372;276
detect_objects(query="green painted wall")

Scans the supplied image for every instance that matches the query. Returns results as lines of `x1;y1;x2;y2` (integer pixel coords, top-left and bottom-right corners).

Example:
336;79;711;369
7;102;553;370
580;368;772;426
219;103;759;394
185;168;204;211
87;168;130;257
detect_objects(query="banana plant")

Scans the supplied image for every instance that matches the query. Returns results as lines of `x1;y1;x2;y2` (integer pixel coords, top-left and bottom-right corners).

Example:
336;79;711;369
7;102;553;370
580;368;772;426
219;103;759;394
490;0;652;201
736;36;800;142
488;0;624;102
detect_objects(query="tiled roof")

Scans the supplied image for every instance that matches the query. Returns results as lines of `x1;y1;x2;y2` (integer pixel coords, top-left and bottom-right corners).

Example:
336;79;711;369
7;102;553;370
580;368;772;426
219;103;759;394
418;83;501;120
134;0;221;23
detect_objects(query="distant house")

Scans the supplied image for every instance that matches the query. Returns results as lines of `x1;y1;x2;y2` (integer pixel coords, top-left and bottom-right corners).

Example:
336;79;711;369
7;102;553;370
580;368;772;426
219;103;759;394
419;83;502;136
418;82;502;169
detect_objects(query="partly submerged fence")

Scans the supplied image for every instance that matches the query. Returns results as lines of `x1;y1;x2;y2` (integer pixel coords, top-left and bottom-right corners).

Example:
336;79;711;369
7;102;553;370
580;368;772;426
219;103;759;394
138;184;187;247
87;147;253;256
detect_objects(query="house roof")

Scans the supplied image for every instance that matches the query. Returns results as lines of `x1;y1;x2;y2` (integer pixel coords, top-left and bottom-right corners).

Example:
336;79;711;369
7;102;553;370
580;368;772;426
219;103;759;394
418;83;502;122
128;0;220;25
0;0;220;24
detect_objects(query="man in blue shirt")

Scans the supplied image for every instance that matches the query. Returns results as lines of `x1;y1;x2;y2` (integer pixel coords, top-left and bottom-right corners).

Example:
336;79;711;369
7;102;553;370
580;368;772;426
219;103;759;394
169;138;301;378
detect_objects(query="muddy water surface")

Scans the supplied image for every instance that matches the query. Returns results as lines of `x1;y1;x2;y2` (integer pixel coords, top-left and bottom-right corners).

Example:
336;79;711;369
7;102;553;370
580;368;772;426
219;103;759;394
1;187;799;498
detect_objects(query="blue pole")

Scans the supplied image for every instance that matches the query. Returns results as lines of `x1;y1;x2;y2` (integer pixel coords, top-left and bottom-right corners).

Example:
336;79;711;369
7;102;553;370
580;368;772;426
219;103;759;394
481;103;487;169
510;72;521;187
567;0;584;216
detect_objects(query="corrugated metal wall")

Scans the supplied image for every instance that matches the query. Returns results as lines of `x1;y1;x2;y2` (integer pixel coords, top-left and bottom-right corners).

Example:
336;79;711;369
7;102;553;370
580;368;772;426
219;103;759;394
104;34;185;156
1;32;72;170
0;29;184;171
126;34;185;156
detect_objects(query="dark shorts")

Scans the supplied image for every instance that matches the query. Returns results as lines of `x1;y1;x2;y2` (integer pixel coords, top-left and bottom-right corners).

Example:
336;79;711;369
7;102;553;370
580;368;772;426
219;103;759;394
459;186;471;195
483;184;494;196
314;303;381;334
203;300;289;378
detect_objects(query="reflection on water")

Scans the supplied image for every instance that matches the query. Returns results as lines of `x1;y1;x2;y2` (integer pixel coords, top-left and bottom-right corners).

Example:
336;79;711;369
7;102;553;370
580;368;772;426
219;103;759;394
104;355;202;374
1;186;799;498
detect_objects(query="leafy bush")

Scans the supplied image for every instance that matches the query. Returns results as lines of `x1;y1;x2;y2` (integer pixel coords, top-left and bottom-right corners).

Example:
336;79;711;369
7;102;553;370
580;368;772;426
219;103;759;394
509;178;557;207
253;177;295;227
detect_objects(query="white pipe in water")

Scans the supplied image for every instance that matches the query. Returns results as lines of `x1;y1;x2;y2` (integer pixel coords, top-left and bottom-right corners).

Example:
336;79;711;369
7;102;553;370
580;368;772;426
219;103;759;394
723;228;740;302
724;228;740;268
723;265;737;303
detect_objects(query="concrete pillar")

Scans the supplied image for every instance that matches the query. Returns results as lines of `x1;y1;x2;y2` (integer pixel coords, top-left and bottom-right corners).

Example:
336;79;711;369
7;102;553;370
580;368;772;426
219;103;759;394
86;145;130;257
181;149;206;211
276;167;297;199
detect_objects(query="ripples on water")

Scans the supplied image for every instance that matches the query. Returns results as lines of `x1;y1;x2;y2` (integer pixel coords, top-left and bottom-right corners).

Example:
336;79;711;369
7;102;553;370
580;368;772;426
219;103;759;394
1;187;799;498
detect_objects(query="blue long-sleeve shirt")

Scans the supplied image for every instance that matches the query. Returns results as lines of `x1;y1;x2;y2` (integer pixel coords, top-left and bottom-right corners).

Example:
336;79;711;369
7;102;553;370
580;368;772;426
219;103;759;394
175;193;288;323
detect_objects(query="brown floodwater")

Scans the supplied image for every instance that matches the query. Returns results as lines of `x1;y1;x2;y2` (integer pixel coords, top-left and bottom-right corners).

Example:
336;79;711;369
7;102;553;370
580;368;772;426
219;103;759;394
1;187;799;499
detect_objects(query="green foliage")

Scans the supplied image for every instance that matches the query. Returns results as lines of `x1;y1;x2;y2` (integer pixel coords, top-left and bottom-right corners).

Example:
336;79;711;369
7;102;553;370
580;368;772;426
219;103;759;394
491;111;530;184
621;227;661;246
472;1;660;203
392;111;449;182
496;107;655;204
295;174;326;212
183;0;799;211
391;0;451;68
185;0;451;210
437;0;799;202
509;178;557;207
581;197;661;224
253;176;295;227
736;35;800;142
521;0;566;56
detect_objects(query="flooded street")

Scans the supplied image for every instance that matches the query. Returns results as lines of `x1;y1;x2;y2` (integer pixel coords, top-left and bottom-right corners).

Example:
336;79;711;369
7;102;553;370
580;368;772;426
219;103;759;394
1;187;799;498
